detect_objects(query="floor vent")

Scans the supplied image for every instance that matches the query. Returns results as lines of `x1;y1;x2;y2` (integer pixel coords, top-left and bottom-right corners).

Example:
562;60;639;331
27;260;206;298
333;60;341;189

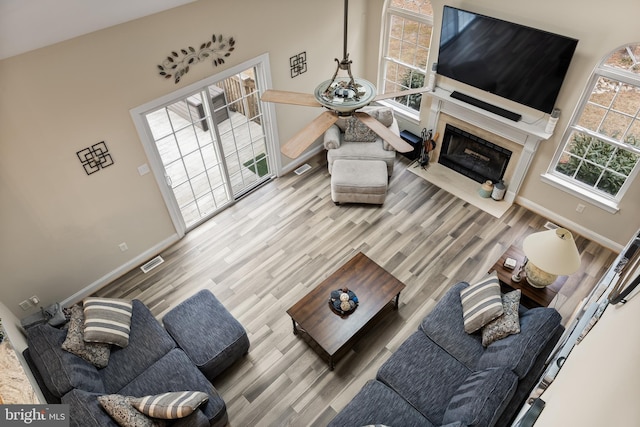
140;256;164;273
544;221;559;230
294;164;312;175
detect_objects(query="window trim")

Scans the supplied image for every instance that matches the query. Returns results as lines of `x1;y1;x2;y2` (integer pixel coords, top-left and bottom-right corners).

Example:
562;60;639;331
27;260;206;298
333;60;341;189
545;46;640;212
378;1;433;123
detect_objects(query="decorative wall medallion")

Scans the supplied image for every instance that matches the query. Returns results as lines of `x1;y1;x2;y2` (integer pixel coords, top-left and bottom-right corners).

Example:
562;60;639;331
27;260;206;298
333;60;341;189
290;52;307;78
77;141;114;175
158;34;236;84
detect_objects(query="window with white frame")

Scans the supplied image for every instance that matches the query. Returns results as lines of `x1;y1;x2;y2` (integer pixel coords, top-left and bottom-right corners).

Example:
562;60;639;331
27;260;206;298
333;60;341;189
546;44;640;210
380;0;433;116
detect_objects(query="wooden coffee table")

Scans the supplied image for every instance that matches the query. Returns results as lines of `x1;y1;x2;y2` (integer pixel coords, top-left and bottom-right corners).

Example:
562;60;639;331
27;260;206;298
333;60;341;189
286;252;406;370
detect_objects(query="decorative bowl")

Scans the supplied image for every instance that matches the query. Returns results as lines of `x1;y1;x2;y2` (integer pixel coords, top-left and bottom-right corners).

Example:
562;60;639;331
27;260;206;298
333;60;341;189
329;288;359;316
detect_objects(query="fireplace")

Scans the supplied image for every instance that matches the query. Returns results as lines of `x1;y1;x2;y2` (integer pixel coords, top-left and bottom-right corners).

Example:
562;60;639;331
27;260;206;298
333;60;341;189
409;90;549;217
438;124;512;184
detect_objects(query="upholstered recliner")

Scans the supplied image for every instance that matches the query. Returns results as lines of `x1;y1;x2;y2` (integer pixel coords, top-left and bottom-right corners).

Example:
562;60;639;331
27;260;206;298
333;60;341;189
324;106;399;176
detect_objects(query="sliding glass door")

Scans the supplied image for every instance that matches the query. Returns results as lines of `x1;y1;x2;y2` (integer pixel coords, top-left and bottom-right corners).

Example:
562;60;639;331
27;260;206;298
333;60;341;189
132;55;278;234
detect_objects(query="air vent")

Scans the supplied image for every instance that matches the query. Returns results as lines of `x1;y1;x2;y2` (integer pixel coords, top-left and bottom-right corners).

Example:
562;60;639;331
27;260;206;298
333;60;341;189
140;256;164;273
544;221;559;230
294;164;312;175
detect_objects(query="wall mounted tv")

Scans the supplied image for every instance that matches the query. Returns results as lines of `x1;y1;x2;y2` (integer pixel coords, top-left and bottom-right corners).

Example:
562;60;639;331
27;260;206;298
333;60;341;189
437;6;578;114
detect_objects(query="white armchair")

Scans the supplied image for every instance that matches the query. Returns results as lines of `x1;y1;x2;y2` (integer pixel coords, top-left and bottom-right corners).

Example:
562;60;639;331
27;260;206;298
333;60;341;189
324;106;399;176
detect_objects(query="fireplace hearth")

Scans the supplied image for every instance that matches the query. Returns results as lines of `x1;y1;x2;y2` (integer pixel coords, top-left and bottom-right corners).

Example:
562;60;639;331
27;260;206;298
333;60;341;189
439;124;512;184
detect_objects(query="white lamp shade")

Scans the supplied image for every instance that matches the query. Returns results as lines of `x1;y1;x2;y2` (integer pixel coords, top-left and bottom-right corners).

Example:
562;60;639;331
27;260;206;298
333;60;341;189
522;228;581;276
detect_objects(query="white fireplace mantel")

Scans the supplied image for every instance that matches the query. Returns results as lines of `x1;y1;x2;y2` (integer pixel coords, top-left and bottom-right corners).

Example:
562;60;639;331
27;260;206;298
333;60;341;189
427;87;552;145
416;87;553;216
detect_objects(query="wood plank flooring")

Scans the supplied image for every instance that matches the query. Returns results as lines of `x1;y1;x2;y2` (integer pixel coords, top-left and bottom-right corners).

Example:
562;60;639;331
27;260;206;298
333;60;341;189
95;153;616;427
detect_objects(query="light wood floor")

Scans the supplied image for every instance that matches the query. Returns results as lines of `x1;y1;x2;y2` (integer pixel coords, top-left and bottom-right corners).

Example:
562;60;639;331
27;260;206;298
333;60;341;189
95;153;616;427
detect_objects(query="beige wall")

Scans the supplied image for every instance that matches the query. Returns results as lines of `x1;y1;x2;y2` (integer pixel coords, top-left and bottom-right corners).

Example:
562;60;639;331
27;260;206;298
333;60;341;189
1;0;639;318
0;0;351;317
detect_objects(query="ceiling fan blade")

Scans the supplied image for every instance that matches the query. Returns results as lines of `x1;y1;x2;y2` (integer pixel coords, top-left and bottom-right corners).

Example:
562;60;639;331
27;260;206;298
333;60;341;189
281;111;338;159
373;87;432;102
353;112;414;153
261;89;322;107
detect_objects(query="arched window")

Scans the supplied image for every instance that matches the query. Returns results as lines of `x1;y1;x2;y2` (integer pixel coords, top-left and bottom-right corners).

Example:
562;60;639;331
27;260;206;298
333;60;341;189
545;44;640;212
379;0;433;118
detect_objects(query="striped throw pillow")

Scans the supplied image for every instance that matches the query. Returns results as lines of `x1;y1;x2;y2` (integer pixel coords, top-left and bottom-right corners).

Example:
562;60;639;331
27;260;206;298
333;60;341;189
460;272;504;333
131;391;209;419
83;298;133;348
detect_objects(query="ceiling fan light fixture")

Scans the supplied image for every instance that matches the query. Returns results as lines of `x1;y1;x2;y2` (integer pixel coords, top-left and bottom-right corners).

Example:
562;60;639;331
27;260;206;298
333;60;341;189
262;0;419;157
314;77;376;113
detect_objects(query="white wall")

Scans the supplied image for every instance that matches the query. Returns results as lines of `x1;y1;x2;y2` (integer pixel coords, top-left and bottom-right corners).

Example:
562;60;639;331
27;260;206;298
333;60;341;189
535;287;640;425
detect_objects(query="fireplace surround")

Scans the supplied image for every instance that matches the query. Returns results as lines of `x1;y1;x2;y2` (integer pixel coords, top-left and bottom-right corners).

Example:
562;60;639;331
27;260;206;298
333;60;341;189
407;87;553;217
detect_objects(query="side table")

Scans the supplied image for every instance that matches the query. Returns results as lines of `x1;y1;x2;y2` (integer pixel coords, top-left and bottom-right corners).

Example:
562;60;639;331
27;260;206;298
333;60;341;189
489;245;565;308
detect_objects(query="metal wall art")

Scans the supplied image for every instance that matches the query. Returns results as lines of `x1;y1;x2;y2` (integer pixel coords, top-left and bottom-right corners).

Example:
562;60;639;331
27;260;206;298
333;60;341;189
77;141;114;175
158;34;236;84
290;52;307;78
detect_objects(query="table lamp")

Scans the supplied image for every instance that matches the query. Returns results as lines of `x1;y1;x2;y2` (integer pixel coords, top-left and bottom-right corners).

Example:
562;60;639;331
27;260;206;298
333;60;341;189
522;228;581;288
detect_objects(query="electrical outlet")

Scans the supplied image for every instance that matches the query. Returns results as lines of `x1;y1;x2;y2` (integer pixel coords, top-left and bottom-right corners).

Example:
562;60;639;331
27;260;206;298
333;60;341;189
137;163;150;176
19;300;32;311
119;242;128;252
576;203;586;213
29;295;40;305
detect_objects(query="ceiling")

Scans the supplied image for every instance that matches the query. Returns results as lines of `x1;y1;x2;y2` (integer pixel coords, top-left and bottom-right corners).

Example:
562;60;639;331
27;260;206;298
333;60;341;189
0;0;198;60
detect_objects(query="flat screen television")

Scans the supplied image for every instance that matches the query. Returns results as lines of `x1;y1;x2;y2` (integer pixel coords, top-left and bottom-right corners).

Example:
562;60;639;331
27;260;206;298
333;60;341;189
437;6;578;114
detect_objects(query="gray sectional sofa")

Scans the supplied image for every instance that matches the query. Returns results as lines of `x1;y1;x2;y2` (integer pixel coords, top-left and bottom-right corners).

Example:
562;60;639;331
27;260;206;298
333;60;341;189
25;292;248;427
329;281;564;427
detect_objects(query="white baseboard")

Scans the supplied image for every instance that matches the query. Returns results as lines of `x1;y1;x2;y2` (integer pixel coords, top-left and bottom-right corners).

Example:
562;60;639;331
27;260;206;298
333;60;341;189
516;197;623;252
61;234;181;306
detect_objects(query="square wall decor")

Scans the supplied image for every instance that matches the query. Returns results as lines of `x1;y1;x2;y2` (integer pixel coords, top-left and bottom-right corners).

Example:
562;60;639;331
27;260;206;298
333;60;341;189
77;141;114;175
290;52;307;78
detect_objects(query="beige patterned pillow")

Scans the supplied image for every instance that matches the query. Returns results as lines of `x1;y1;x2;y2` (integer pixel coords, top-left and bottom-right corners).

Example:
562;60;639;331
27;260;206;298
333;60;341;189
61;304;111;368
98;394;164;427
344;117;378;142
130;391;209;419
482;289;521;347
460;272;504;333
83;298;133;348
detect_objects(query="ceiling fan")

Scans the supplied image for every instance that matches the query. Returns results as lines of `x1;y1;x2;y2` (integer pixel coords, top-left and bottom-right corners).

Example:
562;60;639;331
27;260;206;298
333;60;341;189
261;0;430;159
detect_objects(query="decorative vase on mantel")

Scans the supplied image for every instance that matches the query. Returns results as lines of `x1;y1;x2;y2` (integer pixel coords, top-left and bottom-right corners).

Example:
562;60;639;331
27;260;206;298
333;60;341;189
479;180;493;198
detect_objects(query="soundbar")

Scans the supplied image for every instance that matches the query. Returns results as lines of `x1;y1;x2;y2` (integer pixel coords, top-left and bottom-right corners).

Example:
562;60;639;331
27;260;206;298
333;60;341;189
450;91;522;122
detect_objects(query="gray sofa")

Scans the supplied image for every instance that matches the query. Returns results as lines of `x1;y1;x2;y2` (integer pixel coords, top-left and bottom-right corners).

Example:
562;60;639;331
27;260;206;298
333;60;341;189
329;281;564;427
25;298;234;427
